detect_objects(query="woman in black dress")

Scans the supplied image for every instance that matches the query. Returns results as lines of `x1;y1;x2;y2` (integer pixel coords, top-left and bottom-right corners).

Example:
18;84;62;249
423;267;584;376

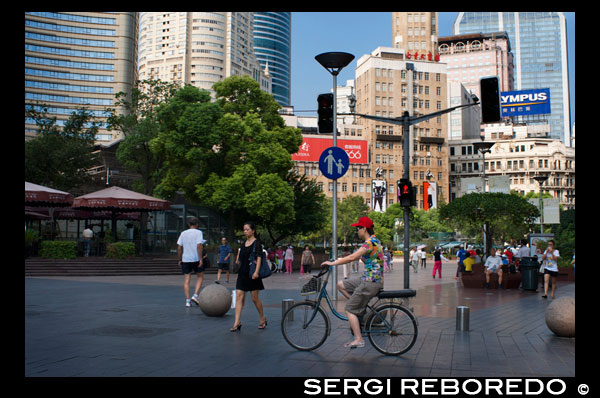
230;222;267;332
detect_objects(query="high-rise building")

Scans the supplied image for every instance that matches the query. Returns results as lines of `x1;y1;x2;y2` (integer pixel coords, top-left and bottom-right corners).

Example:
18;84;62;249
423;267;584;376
138;12;271;98
453;12;571;146
25;12;138;142
439;32;514;101
393;12;439;57
355;46;449;209
253;12;291;106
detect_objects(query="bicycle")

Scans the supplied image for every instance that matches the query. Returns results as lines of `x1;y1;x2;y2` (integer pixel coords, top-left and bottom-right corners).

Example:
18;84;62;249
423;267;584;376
281;266;418;356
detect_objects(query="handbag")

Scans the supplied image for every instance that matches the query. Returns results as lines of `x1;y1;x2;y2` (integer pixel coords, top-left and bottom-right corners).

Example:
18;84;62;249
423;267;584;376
249;240;272;279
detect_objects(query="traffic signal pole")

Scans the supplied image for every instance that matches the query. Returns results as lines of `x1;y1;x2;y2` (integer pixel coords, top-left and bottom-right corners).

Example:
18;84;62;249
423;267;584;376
341;100;481;289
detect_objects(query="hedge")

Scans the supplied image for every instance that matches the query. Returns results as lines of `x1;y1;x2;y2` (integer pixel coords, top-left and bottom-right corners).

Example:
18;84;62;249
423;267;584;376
40;241;77;259
105;242;135;259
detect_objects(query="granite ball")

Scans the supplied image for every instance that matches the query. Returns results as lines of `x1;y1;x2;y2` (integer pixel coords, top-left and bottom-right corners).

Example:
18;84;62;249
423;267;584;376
545;296;575;337
198;283;232;317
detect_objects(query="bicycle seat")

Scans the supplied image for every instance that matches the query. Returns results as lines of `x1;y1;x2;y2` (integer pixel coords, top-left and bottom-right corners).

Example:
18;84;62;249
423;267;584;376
377;289;416;299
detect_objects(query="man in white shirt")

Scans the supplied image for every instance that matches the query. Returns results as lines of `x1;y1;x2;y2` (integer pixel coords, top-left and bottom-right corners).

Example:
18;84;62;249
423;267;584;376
82;227;93;257
177;217;205;307
484;248;504;289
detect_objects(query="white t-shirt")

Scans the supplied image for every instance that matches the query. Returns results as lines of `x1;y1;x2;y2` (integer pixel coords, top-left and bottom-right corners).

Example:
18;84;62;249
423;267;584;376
543;249;560;272
484;255;503;271
177;228;204;262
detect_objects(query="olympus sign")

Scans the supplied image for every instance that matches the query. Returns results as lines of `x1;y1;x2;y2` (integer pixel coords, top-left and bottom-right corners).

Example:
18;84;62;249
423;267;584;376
500;88;551;117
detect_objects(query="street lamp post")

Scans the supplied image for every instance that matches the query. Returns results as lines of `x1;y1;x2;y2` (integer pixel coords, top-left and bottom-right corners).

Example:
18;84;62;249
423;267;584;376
533;174;549;234
315;52;354;300
473;134;494;258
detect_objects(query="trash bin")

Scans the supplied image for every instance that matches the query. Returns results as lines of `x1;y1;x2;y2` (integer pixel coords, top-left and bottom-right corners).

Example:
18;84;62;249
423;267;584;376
520;256;539;291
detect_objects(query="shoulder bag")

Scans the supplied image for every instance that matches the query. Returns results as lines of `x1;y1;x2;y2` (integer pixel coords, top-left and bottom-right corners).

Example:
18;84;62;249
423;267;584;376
249;240;272;279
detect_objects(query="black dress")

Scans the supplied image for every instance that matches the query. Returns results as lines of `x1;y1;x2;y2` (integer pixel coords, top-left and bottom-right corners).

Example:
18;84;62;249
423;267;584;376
236;238;265;292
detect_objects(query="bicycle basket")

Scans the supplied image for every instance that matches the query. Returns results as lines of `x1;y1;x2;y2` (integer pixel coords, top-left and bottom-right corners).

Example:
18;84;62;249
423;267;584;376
300;276;321;296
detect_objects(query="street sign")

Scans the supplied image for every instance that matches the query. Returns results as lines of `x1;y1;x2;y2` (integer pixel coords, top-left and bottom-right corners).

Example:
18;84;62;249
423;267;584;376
319;146;349;180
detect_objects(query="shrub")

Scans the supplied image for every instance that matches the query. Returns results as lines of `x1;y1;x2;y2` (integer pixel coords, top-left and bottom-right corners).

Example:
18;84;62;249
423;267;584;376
105;242;135;259
40;241;77;259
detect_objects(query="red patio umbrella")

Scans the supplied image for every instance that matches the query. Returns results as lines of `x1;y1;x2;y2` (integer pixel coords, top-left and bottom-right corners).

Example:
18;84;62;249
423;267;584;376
25;181;74;207
72;186;170;241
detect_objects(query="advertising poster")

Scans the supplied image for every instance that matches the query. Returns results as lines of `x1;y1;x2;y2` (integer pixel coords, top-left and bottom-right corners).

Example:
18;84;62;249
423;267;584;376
292;137;368;164
423;181;437;211
371;180;387;213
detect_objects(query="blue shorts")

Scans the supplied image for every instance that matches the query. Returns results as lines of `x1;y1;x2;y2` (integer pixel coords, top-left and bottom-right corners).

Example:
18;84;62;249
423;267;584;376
181;261;205;275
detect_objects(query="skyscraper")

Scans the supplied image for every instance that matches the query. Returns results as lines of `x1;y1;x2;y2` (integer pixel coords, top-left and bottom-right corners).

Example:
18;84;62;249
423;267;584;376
25;12;138;142
453;12;571;146
138;12;271;98
393;12;439;57
253;12;291;106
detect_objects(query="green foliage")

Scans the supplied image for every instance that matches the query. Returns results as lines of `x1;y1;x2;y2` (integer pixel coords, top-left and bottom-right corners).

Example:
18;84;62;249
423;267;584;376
25;229;39;246
25;105;98;191
552;208;575;268
439;192;539;253
40;241;77;259
105;242;135;259
150;76;313;244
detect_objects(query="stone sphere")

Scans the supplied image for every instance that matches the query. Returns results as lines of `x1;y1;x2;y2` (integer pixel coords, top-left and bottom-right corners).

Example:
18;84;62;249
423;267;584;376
545;296;575;337
198;283;232;317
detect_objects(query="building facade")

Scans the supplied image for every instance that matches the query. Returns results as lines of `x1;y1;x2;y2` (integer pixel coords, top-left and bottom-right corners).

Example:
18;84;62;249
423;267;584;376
253;12;291;106
393;12;439;57
355;46;449;210
138;12;271;97
25;12;138;142
453;12;571;146
439;31;514;100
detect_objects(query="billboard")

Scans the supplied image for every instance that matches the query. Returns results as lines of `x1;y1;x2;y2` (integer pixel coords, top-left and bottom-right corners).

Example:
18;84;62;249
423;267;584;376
371;180;387;212
292;137;368;164
500;88;551;117
423;181;437;211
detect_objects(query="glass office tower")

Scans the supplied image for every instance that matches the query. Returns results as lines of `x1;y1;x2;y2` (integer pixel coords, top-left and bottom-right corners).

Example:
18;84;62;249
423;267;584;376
253;12;291;106
454;12;571;146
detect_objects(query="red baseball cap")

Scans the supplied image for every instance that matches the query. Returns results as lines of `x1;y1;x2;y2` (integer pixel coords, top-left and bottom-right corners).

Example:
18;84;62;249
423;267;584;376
351;216;374;229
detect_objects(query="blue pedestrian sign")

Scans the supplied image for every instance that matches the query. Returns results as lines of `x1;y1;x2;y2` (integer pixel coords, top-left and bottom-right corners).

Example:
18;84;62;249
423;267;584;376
319;146;349;180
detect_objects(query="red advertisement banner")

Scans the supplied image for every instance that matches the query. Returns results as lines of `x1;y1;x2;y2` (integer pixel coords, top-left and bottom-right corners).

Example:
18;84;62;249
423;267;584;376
292;137;368;164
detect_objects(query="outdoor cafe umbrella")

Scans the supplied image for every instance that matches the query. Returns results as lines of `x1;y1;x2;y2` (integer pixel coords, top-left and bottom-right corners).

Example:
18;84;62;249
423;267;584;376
72;186;170;241
25;182;74;239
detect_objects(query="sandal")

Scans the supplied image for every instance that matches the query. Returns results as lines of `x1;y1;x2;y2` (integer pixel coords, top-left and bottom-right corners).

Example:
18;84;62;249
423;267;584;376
258;319;268;329
344;341;365;349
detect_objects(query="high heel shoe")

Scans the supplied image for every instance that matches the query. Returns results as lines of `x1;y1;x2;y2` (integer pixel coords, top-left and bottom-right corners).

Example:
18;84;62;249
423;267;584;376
230;323;242;332
258;319;268;329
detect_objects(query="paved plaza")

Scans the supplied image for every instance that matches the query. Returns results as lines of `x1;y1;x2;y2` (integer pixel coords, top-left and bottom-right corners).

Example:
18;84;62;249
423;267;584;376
25;259;575;377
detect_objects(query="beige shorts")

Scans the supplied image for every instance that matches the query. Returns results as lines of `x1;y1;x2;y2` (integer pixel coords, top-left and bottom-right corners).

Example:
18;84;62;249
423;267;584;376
342;277;383;316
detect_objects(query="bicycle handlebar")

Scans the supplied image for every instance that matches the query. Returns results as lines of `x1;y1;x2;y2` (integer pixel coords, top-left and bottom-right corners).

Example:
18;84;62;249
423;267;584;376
314;265;331;278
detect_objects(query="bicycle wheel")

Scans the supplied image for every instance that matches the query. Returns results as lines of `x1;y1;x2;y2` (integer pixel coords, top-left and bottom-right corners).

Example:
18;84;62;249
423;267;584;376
281;301;330;351
365;303;418;355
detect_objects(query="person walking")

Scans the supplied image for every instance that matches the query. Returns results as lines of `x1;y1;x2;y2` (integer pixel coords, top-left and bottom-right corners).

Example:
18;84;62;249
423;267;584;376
285;245;294;274
320;216;384;349
82;226;93;257
176;217;205;307
541;240;560;299
420;248;427;269
301;245;315;275
410;246;420;273
216;237;232;284
432;247;449;279
275;246;284;273
230;222;267;332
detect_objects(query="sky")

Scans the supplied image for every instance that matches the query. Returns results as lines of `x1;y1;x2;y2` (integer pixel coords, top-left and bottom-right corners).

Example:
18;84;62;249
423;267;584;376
289;12;575;126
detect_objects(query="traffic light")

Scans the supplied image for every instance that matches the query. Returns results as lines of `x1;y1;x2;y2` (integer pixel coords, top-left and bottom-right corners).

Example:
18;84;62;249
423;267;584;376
397;179;413;207
479;76;502;124
317;93;333;133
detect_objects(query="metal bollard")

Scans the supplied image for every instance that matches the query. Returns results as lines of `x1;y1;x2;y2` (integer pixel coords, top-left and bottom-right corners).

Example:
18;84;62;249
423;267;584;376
282;299;294;321
456;306;470;332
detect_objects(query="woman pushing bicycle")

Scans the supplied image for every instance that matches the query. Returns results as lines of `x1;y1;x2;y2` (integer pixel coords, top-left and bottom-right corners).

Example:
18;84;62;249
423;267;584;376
320;216;384;349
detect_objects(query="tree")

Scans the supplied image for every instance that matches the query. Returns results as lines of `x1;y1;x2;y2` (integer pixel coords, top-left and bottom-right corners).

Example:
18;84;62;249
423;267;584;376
106;79;180;195
25;104;98;191
150;77;308;242
439;192;539;256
